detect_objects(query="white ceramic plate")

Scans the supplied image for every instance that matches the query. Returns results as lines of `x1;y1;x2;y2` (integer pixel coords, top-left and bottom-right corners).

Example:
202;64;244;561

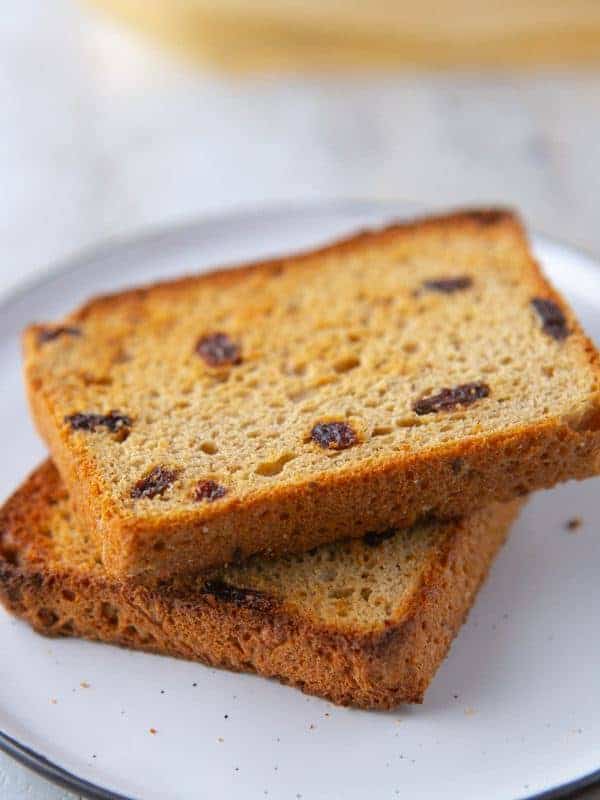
1;202;599;800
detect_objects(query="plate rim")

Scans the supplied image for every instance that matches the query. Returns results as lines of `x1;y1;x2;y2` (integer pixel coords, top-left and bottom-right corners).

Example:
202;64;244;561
3;728;600;800
0;731;133;800
1;199;599;800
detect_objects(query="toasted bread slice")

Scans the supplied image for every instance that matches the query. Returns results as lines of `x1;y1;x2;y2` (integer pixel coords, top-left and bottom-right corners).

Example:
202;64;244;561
23;209;600;580
0;462;522;709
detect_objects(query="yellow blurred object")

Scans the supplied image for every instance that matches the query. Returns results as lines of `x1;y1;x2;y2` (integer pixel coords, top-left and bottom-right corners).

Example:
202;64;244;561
87;0;600;70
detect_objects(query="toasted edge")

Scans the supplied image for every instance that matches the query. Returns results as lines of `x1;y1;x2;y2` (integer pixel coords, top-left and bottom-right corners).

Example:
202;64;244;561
0;461;523;708
25;208;519;326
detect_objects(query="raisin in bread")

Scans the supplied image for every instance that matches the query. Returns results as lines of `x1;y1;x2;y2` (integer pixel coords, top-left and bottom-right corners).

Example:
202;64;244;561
0;462;523;709
23;209;600;580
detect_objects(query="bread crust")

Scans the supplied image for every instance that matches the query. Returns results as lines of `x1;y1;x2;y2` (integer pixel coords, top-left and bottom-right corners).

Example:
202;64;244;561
0;462;522;709
22;208;600;580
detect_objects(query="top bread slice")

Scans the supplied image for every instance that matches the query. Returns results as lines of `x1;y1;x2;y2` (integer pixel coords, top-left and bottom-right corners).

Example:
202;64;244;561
23;208;600;581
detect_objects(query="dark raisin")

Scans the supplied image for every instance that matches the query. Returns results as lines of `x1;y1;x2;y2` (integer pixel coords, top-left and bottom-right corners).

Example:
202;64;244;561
310;422;358;450
201;580;274;612
531;297;569;341
65;410;132;433
131;466;178;499
195;480;227;502
423;276;472;293
413;382;490;415
363;529;397;547
451;458;464;474
37;326;81;344
196;332;242;366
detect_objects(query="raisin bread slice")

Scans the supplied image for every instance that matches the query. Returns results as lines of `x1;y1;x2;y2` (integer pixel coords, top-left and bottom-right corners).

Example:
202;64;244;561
0;462;523;709
23;209;600;580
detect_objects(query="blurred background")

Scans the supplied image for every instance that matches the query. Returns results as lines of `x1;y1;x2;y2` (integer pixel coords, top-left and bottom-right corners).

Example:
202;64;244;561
2;1;600;797
3;0;600;299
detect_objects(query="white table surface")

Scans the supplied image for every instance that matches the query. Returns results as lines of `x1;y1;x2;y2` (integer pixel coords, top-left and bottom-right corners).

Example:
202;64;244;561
2;1;600;797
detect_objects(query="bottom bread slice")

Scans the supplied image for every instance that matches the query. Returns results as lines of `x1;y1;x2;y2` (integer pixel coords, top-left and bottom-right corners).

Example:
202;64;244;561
0;462;523;709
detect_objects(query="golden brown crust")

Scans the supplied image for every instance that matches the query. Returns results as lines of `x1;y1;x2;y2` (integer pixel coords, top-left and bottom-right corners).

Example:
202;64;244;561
26;208;520;327
0;461;521;708
95;419;600;579
22;207;600;580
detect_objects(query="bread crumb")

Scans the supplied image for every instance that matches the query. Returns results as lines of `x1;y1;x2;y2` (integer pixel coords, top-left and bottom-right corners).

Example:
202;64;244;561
464;707;476;716
50;698;57;704
565;517;582;532
309;723;316;730
80;681;90;688
218;737;224;743
149;728;157;735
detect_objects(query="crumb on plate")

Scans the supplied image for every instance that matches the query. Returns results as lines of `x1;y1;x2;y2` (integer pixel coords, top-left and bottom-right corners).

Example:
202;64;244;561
565;517;582;532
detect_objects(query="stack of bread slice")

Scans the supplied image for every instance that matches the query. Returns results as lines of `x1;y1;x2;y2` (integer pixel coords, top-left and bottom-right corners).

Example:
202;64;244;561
2;209;599;708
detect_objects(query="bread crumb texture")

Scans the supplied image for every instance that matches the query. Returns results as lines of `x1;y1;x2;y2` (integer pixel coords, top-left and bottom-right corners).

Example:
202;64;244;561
0;461;523;708
23;209;600;578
